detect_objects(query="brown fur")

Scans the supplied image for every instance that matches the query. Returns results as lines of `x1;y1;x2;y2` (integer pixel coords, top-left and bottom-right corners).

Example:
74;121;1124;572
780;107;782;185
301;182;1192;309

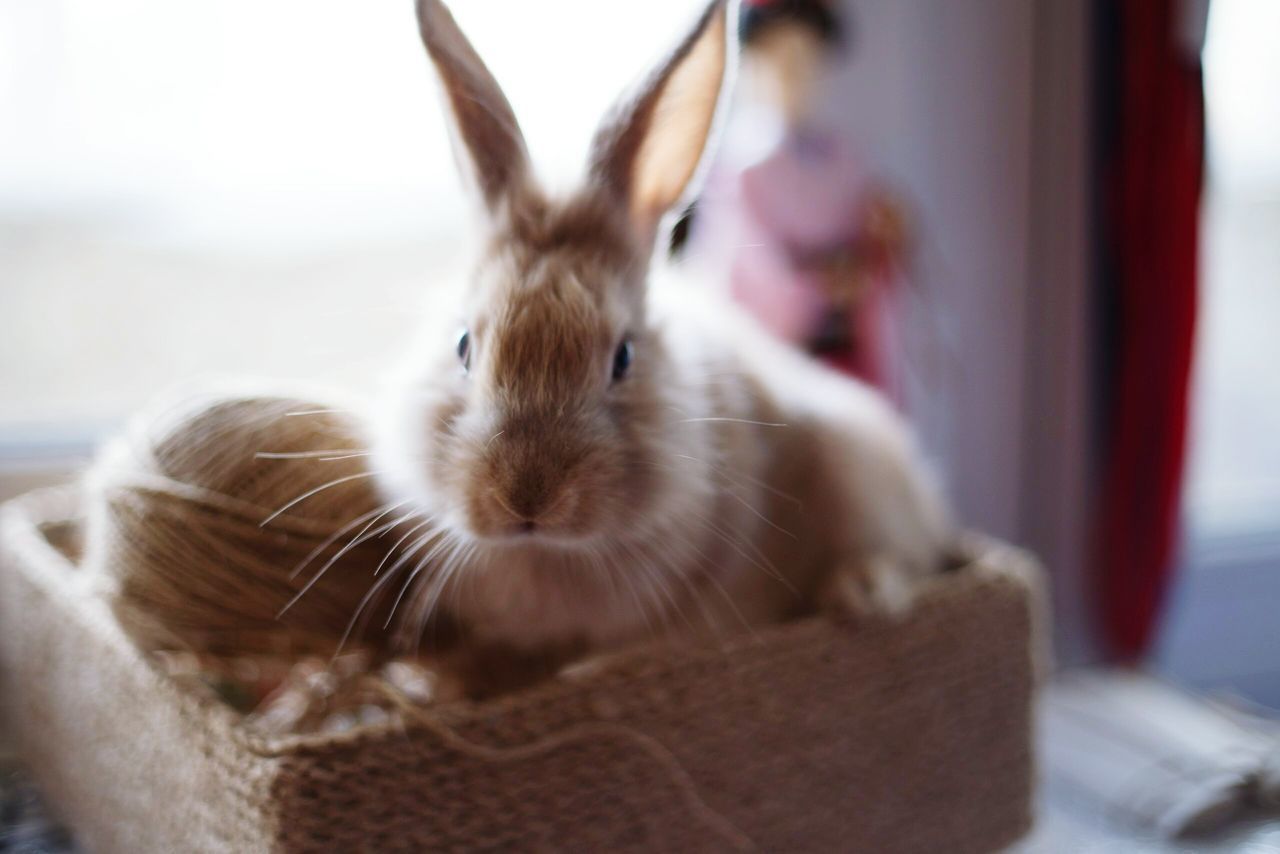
372;1;952;693
589;0;730;236
416;0;529;209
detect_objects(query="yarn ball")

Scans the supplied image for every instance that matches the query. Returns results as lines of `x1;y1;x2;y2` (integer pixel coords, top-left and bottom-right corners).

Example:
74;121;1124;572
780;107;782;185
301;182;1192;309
86;390;404;658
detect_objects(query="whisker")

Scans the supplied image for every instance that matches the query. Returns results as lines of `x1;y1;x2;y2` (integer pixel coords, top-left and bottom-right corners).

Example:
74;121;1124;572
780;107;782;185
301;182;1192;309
277;501;415;617
695;512;798;597
379;529;441;582
675;417;788;428
580;540;635;634
447;540;480;618
723;486;797;541
651;455;798;540
259;471;383;527
426;538;481;651
597;541;658;637
287;504;393;582
412;536;472;656
376;510;420;538
334;559;412;659
255;449;371;460
664;519;759;639
289;500;412;582
384;534;458;630
618;540;690;635
661;548;722;634
700;569;757;639
375;518;438;576
673;452;804;509
332;527;448;657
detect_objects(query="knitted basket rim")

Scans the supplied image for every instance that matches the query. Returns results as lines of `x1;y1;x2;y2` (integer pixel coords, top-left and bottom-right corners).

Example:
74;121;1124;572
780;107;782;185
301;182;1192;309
2;485;1043;852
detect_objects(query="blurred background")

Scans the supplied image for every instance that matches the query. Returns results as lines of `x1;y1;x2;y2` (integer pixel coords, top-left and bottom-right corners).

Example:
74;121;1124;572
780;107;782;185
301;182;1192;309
1;0;1278;847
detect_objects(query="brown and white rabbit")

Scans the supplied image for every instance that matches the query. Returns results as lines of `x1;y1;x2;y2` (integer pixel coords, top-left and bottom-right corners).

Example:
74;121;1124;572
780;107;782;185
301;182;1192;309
370;0;953;683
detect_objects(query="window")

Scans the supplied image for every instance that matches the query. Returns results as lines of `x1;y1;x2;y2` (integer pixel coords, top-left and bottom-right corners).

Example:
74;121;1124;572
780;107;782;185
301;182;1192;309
1183;0;1280;538
0;0;699;431
1156;0;1280;708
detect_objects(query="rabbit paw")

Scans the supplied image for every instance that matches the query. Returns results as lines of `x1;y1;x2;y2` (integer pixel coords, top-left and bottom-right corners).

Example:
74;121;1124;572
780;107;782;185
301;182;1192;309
819;554;917;624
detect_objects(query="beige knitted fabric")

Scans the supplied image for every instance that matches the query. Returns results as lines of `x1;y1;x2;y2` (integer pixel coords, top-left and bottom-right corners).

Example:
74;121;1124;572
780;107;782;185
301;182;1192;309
1;488;1040;853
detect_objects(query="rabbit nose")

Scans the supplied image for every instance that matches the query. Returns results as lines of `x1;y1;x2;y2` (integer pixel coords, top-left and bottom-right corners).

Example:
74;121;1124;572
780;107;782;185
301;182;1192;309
490;452;582;529
482;409;584;529
505;471;555;521
482;441;559;519
484;470;575;536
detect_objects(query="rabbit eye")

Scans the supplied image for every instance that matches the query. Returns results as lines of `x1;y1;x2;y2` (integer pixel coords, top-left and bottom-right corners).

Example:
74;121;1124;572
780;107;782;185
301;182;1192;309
456;329;471;371
612;338;633;382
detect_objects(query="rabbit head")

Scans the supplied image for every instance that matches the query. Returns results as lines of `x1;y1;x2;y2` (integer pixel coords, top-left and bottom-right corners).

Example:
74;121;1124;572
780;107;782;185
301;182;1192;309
376;0;735;552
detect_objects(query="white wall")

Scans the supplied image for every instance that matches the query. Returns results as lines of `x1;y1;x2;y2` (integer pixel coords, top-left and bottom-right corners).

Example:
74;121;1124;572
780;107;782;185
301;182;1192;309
0;0;703;253
821;1;1036;539
820;0;1094;662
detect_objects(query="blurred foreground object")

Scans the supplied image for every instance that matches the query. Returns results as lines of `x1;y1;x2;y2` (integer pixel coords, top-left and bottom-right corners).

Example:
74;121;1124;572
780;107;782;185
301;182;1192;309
1041;671;1280;840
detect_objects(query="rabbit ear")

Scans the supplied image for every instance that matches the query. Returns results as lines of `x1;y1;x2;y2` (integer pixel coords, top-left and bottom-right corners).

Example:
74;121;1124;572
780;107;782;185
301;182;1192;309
417;0;530;212
589;0;732;241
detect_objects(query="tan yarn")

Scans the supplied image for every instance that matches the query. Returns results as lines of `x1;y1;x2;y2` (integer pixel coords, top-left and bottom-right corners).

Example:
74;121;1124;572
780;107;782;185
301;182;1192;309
86;391;403;656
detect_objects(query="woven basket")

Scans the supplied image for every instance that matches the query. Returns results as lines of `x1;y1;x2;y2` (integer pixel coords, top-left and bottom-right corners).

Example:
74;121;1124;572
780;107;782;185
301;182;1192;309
0;487;1042;853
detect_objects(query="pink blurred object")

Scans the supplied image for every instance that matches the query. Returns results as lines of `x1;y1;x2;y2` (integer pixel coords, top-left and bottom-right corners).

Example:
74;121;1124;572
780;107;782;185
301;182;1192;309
740;127;868;246
693;121;908;398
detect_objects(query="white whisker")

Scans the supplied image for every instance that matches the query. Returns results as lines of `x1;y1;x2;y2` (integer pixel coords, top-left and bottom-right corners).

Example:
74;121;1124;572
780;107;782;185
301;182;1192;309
598;541;657;637
695;511;798;596
379;529;440;582
287;504;393;582
375;518;438;576
332;527;448;656
334;559;411;658
277;501;414;617
618;539;690;634
255;449;371;460
675;417;788;428
723;486;797;540
412;536;472;656
665;518;758;639
259;471;384;527
384;533;458;630
673;452;803;509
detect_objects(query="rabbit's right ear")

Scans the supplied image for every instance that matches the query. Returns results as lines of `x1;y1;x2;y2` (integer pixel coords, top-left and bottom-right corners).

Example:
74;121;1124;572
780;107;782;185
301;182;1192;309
588;0;732;243
417;0;530;212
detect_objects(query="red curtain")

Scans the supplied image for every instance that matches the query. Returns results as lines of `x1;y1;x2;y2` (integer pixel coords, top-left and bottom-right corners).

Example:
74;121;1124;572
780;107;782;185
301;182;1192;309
1094;0;1205;659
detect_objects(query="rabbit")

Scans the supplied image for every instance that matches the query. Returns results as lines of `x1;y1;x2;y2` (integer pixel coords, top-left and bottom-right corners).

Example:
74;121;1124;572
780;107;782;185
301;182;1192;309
368;0;954;686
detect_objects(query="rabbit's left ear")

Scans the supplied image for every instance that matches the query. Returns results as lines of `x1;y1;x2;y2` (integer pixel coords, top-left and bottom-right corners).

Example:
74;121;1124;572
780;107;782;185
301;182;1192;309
589;0;733;242
417;0;530;213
